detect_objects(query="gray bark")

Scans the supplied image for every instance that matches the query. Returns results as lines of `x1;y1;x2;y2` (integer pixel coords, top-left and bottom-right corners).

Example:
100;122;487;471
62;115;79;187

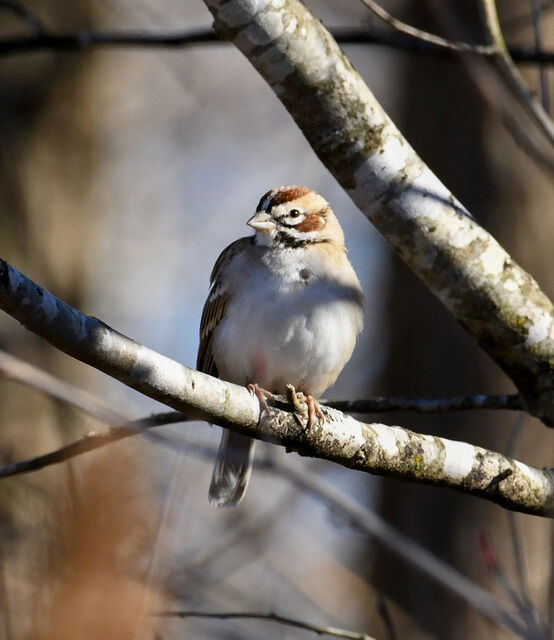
1;257;552;517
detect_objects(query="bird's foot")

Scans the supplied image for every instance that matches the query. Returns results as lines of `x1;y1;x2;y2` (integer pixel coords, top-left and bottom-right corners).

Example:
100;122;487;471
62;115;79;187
286;385;324;429
247;383;275;415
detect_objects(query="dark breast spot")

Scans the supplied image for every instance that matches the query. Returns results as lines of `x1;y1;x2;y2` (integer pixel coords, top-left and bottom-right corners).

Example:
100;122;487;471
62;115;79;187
299;268;311;283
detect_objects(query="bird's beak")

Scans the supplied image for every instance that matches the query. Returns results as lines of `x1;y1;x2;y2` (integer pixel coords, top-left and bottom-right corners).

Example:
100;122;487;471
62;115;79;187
247;211;275;233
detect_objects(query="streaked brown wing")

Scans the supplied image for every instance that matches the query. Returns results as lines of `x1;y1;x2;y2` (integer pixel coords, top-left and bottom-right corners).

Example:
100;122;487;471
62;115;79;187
196;237;252;377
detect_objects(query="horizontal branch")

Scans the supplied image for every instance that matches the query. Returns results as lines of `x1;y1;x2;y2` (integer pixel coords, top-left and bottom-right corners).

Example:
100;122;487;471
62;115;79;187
155;610;375;640
0;257;552;517
326;394;525;413
0;350;523;479
0;411;186;479
0;26;552;65
0;348;126;426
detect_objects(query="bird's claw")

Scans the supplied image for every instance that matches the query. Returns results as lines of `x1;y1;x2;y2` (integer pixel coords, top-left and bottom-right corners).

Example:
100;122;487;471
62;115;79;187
248;383;275;415
286;384;324;429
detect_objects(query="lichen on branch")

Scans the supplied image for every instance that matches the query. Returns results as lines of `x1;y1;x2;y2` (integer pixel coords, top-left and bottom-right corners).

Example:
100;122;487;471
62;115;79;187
0;257;553;517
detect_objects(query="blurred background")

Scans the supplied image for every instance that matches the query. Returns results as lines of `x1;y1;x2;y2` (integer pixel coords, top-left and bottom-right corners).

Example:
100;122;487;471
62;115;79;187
0;1;552;638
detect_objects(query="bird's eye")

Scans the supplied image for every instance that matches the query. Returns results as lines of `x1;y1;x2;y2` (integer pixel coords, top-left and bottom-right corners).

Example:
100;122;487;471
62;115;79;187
289;209;301;218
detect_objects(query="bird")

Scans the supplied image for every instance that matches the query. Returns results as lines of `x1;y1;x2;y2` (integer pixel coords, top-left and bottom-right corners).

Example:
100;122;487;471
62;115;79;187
197;186;364;507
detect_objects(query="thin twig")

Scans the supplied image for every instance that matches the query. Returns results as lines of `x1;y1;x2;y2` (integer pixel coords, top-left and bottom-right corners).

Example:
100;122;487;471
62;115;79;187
376;595;398;640
0;25;553;65
0;29;219;56
0;411;187;479
430;2;554;176
357;0;494;55
155;610;375;640
0;0;46;33
504;1;554;29
480;0;554;146
325;394;525;414
478;531;547;637
0;349;126;426
530;0;551;113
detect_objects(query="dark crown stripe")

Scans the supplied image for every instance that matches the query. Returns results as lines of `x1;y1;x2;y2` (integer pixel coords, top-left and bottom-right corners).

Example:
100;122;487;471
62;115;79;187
256;186;311;211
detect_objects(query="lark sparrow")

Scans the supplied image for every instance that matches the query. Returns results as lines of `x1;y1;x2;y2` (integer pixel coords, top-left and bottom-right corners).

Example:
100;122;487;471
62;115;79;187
197;186;364;507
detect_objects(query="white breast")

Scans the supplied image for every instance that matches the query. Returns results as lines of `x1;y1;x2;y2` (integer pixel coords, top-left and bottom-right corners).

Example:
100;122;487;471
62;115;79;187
212;246;363;397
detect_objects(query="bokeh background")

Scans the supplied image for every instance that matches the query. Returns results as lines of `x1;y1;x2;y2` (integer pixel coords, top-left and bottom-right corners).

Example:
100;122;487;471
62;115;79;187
0;1;552;638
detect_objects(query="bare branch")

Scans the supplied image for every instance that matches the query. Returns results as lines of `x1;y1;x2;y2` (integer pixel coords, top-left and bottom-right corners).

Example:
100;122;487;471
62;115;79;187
0;28;219;56
0;258;553;516
530;0;551;113
0;24;553;65
357;0;494;55
0;411;186;479
429;3;554;176
0;348;126;426
155;610;376;640
0;350;523;482
376;596;398;640
326;394;524;414
0;0;46;33
204;0;554;426
478;531;547;636
480;0;554;146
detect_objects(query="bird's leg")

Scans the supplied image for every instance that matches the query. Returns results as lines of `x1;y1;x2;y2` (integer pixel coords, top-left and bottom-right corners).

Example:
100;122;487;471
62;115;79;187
247;382;275;414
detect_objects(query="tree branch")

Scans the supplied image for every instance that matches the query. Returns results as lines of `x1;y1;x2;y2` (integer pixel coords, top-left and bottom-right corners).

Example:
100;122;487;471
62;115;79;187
0;350;524;479
530;0;551;113
326;394;525;413
479;0;554;147
204;0;554;427
0;258;552;516
0;410;186;479
357;0;494;55
155;610;375;640
0;24;553;65
0;348;127;426
0;0;46;34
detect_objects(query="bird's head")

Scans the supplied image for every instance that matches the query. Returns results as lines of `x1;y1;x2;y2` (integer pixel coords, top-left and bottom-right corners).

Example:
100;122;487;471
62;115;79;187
247;186;344;249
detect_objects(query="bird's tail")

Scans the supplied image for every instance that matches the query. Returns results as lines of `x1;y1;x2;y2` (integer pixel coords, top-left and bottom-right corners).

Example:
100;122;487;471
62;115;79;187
209;430;255;507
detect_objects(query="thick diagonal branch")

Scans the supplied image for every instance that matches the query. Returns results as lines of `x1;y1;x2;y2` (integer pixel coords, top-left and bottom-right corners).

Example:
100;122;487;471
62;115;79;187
1;258;552;516
203;0;554;427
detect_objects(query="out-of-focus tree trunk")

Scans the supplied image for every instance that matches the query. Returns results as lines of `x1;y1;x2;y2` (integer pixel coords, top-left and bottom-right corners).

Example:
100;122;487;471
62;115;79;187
372;2;553;637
